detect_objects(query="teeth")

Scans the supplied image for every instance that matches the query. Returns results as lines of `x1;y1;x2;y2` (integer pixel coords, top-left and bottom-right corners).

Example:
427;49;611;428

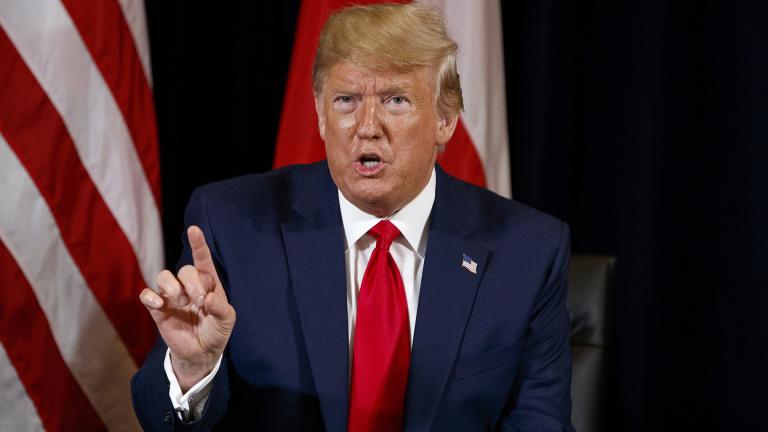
363;161;379;168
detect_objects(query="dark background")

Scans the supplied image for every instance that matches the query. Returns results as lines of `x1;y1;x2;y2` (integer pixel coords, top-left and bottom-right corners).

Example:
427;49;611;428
146;1;768;430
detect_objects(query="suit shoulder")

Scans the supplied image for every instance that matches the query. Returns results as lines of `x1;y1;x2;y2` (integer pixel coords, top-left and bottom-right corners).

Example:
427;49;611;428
198;162;318;194
189;162;327;223
444;174;567;246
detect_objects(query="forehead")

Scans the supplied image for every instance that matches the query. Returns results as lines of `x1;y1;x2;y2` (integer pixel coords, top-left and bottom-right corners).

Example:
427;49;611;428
323;62;433;93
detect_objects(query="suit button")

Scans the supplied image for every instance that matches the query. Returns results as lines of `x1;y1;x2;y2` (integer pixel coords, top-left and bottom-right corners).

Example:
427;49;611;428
163;410;173;424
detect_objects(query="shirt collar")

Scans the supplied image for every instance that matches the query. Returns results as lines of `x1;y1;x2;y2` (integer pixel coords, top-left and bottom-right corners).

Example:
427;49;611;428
338;168;435;257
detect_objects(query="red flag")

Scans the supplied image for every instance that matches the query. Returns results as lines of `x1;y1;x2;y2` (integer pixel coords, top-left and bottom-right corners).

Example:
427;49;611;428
0;0;161;430
274;0;510;197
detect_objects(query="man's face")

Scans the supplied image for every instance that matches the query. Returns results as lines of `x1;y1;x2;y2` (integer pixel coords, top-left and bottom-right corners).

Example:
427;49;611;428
315;62;456;217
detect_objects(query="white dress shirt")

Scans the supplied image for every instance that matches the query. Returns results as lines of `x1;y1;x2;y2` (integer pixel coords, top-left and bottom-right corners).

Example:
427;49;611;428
165;168;436;421
340;168;434;351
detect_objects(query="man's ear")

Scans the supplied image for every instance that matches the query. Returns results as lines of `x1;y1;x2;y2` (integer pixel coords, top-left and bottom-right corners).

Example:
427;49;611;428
436;112;459;146
314;94;326;141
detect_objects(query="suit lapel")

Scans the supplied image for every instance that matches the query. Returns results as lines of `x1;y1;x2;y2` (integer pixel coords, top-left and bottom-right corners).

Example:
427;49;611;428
281;165;350;432
403;169;491;432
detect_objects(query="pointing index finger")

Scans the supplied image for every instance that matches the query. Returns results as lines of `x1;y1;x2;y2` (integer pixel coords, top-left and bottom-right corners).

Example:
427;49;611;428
187;225;218;280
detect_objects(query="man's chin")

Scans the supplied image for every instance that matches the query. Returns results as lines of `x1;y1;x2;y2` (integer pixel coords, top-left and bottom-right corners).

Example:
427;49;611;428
344;185;398;216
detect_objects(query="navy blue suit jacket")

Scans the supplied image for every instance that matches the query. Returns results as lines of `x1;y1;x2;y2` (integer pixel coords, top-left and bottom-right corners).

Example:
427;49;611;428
131;162;574;431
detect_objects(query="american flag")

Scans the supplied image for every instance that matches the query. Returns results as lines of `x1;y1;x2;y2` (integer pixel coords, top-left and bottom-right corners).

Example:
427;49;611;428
461;254;478;275
0;0;160;430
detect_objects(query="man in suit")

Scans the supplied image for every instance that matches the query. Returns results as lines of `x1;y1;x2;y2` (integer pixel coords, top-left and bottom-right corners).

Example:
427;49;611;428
132;3;574;431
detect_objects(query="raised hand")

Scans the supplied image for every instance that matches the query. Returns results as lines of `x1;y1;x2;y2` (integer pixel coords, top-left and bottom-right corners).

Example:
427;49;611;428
140;225;236;391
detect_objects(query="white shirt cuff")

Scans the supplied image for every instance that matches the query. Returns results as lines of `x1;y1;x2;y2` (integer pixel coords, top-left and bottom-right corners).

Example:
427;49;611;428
164;349;223;422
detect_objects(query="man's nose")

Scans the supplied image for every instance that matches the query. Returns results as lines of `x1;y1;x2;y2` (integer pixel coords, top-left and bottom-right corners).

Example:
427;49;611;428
355;98;383;141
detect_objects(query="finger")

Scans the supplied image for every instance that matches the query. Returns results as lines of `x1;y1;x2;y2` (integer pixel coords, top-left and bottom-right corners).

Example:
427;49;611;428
187;226;219;282
140;288;164;310
203;290;236;324
192;271;215;309
199;272;215;295
177;265;213;307
156;269;189;306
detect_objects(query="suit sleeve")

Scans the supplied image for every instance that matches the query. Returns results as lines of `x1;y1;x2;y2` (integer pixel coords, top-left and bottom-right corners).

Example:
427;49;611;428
497;222;576;432
130;186;233;431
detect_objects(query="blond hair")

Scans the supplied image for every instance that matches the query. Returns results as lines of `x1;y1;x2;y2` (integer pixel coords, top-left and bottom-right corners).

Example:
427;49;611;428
313;3;463;117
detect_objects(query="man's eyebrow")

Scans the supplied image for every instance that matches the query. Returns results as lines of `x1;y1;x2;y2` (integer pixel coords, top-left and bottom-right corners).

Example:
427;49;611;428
376;79;415;94
377;84;409;95
325;84;362;95
326;78;414;95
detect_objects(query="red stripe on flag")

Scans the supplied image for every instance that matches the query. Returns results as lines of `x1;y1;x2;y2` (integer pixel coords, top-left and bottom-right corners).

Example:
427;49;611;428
0;242;105;432
61;0;162;207
273;0;408;169
0;28;154;365
437;117;487;188
272;0;326;168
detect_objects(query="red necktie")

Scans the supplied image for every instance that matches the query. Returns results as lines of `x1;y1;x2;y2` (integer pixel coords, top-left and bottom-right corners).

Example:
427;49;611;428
348;220;411;431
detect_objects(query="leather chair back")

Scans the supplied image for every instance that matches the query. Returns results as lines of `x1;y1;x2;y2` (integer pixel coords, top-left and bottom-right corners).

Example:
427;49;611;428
568;255;615;432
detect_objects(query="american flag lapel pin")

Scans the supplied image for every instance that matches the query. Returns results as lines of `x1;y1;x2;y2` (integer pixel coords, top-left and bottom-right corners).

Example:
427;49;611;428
461;254;478;275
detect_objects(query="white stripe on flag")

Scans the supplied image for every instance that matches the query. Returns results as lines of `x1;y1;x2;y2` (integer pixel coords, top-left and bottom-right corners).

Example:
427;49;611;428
116;0;153;85
0;0;163;289
0;343;44;432
0;134;141;432
420;0;512;198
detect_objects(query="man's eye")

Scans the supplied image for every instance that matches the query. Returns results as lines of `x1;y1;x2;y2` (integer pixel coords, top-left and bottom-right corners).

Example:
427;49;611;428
384;96;410;112
332;95;357;113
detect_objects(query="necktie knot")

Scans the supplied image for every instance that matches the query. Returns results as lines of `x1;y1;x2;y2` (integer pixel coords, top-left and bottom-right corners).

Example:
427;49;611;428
368;220;400;251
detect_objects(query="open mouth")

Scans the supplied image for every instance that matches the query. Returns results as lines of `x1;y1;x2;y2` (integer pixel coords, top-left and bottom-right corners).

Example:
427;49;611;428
356;154;385;175
360;154;381;168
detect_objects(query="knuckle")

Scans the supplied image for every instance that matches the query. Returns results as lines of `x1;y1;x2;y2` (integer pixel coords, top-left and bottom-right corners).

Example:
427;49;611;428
177;265;197;281
157;272;180;294
140;289;158;306
155;269;173;286
139;289;151;302
177;266;202;293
